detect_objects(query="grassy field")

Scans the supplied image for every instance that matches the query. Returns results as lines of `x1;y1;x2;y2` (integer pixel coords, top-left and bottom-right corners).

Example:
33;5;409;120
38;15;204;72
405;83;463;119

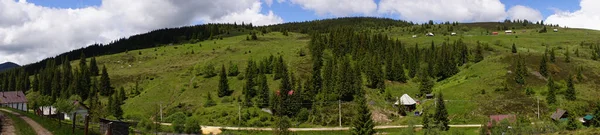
2;110;37;135
60;23;600;134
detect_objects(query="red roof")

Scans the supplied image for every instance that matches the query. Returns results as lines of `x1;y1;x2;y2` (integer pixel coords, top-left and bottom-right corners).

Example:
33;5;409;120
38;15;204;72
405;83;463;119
0;91;27;104
487;114;516;127
276;90;295;96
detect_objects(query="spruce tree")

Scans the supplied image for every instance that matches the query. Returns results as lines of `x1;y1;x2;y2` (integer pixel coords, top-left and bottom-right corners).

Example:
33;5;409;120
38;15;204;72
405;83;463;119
99;65;112;96
515;55;527;85
204;92;216;107
550;48;556;63
257;73;270;108
565;75;576;101
434;92;450;131
227;61;239;76
218;64;231;97
565;47;571;63
90;57;99;76
119;87;126;103
351;92;376;135
474;43;484;62
511;43;517;53
422;112;430;129
113;94;124;120
539;53;549;77
546;76;556;104
566;114;578;130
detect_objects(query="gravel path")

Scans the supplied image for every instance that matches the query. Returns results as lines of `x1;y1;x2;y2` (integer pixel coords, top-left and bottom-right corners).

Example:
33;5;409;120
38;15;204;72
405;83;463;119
0;112;16;135
0;109;53;135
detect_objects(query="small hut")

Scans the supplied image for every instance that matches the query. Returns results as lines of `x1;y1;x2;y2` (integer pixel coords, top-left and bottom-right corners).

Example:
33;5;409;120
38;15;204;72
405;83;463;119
505;30;513;35
426;32;434;36
553;29;559;32
492;32;499;35
550;109;568;121
451;32;457;36
99;118;130;135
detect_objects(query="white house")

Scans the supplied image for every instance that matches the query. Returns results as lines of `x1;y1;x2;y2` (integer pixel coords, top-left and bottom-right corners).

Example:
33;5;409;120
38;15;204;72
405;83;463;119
412;35;418;38
451;32;457;36
0;91;27;111
64;100;89;121
554;29;559;32
505;30;513;34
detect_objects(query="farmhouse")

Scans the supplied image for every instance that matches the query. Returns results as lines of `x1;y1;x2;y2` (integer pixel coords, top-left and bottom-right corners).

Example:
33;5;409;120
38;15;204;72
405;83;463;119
0;91;27;111
504;30;513;34
64;100;89;121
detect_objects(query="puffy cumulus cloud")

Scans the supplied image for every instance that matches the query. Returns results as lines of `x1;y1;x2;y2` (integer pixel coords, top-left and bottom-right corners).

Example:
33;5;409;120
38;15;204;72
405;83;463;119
0;0;283;64
264;0;273;6
507;5;543;22
206;2;283;25
289;0;377;16
545;0;600;30
378;0;506;22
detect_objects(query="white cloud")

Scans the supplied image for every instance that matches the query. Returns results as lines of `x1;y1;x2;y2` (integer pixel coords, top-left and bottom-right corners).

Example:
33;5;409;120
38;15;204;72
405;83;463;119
206;2;283;26
0;0;283;65
264;0;273;6
507;5;542;22
545;0;600;30
289;0;377;16
378;0;507;22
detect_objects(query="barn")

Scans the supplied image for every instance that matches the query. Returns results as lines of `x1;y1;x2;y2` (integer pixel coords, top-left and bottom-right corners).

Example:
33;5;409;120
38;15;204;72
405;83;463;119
99;118;130;135
0;91;27;111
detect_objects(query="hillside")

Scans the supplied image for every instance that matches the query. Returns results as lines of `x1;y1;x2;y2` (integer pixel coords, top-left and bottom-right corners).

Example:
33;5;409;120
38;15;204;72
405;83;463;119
0;62;19;72
10;17;600;134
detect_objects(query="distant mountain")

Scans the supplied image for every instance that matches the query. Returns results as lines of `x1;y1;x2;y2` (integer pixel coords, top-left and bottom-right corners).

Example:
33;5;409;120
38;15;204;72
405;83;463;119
0;62;20;72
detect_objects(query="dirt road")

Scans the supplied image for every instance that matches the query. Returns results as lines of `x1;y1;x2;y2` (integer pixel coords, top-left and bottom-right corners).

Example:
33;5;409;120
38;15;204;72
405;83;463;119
0;112;16;135
0;109;53;135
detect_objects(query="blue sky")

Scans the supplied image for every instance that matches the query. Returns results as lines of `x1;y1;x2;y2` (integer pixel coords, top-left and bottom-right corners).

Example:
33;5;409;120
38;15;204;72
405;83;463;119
27;0;579;23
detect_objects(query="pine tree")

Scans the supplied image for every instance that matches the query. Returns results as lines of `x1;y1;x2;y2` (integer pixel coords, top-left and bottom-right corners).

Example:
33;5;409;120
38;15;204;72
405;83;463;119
227;62;239;76
565;47;571;63
565;75;576;101
593;104;600;127
90;57;99;76
99;65;112;96
550;48;556;63
474;43;484;62
422;112;430;129
118;87;126;103
546;75;556;104
434;92;450;131
204;92;216;107
108;94;114;115
539;53;549;77
257;73;270;108
218;64;231;97
351;92;376;135
418;74;434;96
113;94;124;120
511;43;517;53
515;55;527;85
566;113;578;130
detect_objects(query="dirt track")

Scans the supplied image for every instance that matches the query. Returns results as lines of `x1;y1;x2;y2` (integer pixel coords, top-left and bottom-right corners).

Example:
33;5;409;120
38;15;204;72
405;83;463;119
0;109;53;135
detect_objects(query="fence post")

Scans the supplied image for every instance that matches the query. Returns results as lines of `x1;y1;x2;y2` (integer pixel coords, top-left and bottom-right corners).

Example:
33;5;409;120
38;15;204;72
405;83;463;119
85;115;89;135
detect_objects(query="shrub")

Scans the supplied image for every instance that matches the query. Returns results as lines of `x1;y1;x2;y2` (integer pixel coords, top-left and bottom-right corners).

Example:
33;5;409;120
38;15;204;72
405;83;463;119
203;63;217;78
184;117;202;134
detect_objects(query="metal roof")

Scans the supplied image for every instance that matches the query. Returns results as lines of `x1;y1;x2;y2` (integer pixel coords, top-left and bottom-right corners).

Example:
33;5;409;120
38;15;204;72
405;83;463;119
0;91;27;104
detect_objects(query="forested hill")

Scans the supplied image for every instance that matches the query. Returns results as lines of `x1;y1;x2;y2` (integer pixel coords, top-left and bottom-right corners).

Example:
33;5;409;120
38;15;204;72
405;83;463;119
19;17;414;75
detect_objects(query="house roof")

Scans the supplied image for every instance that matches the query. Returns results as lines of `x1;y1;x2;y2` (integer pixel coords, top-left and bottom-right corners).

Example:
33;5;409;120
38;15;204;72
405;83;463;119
395;94;416;105
0;91;27;104
584;114;594;121
73;100;89;110
551;109;567;120
488;114;516;126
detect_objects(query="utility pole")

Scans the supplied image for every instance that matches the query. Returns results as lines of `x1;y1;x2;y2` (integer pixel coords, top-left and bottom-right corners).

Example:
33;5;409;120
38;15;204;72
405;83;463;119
537;98;540;119
338;100;342;127
238;102;242;127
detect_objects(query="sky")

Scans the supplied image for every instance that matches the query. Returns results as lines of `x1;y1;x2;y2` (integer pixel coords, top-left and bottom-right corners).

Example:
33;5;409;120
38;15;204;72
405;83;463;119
0;0;598;65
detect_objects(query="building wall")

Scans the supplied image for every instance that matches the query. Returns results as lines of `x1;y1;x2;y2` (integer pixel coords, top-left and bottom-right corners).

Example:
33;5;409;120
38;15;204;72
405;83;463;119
64;109;88;121
3;103;27;111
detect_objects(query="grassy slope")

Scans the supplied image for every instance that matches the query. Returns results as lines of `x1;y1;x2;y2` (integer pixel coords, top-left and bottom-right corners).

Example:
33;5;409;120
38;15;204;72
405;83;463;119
76;24;600;130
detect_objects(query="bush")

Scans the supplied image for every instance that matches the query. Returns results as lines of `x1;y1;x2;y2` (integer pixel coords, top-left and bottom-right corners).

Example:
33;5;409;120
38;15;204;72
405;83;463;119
184;117;202;134
173;118;185;133
296;108;309;122
203;63;217;78
237;74;245;80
